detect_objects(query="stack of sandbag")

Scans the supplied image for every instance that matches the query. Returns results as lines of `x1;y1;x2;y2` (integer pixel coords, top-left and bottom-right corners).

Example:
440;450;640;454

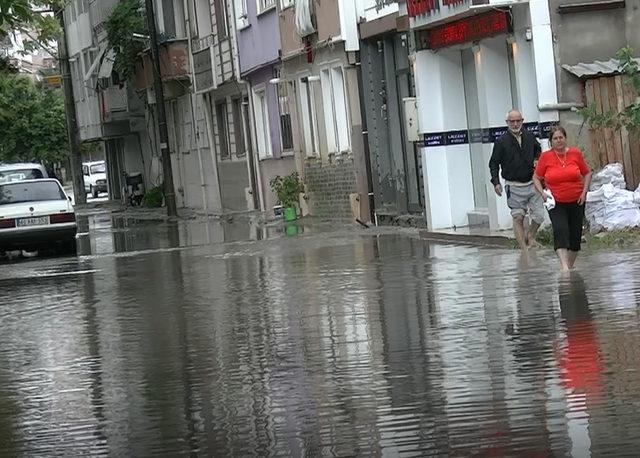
589;163;626;190
585;163;640;233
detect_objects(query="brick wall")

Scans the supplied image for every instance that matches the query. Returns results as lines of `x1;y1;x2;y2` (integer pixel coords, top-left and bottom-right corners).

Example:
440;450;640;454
305;156;357;218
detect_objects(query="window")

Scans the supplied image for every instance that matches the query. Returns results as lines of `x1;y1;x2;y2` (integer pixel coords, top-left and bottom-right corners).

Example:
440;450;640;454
258;0;276;13
235;0;248;28
214;0;229;38
277;81;294;151
320;67;350;154
280;0;293;9
299;77;319;156
192;0;213;38
215;101;230;159
232;98;246;156
0;181;65;204
253;88;272;159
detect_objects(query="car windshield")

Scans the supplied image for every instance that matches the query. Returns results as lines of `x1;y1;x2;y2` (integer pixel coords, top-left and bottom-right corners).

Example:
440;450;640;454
0;181;66;205
0;168;44;183
90;163;106;174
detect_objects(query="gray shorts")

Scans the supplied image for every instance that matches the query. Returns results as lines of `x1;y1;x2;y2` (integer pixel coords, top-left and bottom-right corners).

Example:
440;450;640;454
505;183;545;224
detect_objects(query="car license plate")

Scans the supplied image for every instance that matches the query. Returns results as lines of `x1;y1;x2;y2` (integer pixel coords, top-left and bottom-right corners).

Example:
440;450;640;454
17;216;49;227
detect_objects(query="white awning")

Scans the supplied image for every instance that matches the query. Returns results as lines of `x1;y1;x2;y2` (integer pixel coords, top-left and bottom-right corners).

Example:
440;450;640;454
98;49;116;79
83;45;107;81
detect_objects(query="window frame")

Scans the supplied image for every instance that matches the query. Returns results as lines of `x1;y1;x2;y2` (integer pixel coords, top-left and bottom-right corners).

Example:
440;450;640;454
234;0;249;29
252;85;272;159
215;100;231;159
257;0;277;14
298;76;319;157
320;66;351;154
277;81;294;152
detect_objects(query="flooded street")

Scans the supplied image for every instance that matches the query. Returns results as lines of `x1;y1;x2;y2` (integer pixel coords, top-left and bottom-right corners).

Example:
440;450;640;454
2;213;640;456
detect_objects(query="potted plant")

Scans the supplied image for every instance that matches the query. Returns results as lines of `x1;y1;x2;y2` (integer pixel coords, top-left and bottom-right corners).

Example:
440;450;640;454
269;172;304;222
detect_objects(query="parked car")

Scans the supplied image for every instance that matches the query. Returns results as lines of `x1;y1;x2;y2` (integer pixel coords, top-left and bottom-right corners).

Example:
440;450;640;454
0;179;77;255
0;163;49;183
83;161;108;198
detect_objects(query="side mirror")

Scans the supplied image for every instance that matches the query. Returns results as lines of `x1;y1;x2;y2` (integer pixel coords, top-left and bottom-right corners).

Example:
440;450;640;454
68;196;73;202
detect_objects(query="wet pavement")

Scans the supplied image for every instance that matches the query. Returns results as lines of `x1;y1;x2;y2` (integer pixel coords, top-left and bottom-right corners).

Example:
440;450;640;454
2;211;640;456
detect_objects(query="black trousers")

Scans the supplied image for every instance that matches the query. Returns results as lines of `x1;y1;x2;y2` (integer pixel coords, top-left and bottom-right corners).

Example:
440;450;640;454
548;202;585;251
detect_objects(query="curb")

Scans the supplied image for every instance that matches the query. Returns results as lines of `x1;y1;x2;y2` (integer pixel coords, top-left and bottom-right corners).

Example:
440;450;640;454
419;230;515;248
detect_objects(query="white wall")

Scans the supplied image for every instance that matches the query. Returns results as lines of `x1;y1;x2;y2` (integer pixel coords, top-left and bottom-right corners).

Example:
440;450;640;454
476;36;515;230
338;0;360;52
416;49;475;230
357;0;399;22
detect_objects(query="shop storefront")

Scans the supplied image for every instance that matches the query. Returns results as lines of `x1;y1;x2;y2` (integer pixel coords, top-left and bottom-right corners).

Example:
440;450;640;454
409;0;560;230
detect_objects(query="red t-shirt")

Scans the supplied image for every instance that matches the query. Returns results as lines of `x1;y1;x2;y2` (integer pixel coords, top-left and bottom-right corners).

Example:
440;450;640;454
534;147;590;203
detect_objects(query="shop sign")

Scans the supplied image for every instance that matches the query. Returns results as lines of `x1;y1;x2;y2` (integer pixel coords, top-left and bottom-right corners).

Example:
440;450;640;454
415;10;510;50
407;0;439;18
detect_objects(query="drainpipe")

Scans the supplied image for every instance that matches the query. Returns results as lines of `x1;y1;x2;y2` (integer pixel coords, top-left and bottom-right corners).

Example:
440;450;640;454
183;0;209;212
354;51;376;224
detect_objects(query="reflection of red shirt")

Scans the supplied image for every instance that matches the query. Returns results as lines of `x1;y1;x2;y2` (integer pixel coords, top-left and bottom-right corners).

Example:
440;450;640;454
534;147;590;203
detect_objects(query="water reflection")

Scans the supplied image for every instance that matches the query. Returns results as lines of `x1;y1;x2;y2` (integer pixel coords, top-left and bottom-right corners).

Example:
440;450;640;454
2;228;640;455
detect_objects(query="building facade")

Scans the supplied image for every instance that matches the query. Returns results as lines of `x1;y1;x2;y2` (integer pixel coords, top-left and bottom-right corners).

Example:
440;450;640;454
407;0;559;231
236;0;297;214
62;0;638;227
276;0;371;220
358;1;424;222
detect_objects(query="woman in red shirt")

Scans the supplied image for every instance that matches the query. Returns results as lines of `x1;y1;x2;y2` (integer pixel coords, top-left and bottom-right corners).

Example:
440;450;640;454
533;126;592;271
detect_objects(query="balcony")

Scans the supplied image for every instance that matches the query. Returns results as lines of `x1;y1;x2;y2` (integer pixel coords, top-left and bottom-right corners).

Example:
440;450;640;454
90;0;119;40
132;40;191;93
100;85;129;122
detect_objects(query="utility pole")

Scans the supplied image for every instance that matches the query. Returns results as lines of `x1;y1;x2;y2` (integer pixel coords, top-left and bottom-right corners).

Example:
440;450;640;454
55;6;86;206
144;0;177;217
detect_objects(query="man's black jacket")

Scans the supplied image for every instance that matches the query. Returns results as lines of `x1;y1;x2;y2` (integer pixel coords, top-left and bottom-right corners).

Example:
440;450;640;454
489;131;541;186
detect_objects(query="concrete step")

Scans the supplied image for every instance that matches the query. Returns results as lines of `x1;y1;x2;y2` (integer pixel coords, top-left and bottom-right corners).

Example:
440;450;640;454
467;209;490;227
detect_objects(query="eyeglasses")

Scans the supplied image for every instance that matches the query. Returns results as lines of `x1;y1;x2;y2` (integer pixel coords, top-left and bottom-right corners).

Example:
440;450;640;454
507;119;523;123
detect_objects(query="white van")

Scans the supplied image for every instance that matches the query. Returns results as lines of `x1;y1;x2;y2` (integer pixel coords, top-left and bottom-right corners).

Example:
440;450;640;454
0;163;49;183
82;161;108;198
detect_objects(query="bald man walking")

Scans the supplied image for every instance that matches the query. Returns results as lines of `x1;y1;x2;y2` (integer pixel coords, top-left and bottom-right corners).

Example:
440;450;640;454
489;110;543;251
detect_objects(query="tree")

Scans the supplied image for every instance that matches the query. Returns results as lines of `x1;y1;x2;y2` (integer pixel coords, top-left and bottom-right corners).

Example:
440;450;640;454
0;72;69;165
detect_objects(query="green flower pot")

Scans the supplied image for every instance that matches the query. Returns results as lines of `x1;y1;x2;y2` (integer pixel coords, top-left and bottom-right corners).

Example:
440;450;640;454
283;206;297;222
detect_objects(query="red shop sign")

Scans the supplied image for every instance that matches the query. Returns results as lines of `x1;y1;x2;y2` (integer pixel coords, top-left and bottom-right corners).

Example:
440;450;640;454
416;10;511;50
407;0;439;17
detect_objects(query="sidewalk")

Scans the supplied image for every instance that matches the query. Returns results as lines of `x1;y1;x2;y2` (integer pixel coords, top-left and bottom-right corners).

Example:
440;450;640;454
419;226;516;248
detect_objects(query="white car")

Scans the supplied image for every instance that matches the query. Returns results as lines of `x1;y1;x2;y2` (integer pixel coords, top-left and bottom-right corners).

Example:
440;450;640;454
0;163;49;183
0;179;77;255
83;161;108;198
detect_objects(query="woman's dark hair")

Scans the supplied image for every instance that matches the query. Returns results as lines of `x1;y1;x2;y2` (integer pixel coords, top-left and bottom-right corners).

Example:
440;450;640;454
548;125;567;141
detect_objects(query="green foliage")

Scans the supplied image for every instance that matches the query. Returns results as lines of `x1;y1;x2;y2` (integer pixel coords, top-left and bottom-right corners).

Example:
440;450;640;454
105;0;147;81
535;226;554;247
0;1;62;52
0;72;69;164
269;172;304;208
579;46;640;133
143;185;164;208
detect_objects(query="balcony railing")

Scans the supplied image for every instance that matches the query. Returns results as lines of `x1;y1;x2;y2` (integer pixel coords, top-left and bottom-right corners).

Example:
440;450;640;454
104;86;128;112
132;40;190;91
258;0;277;12
90;0;119;38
